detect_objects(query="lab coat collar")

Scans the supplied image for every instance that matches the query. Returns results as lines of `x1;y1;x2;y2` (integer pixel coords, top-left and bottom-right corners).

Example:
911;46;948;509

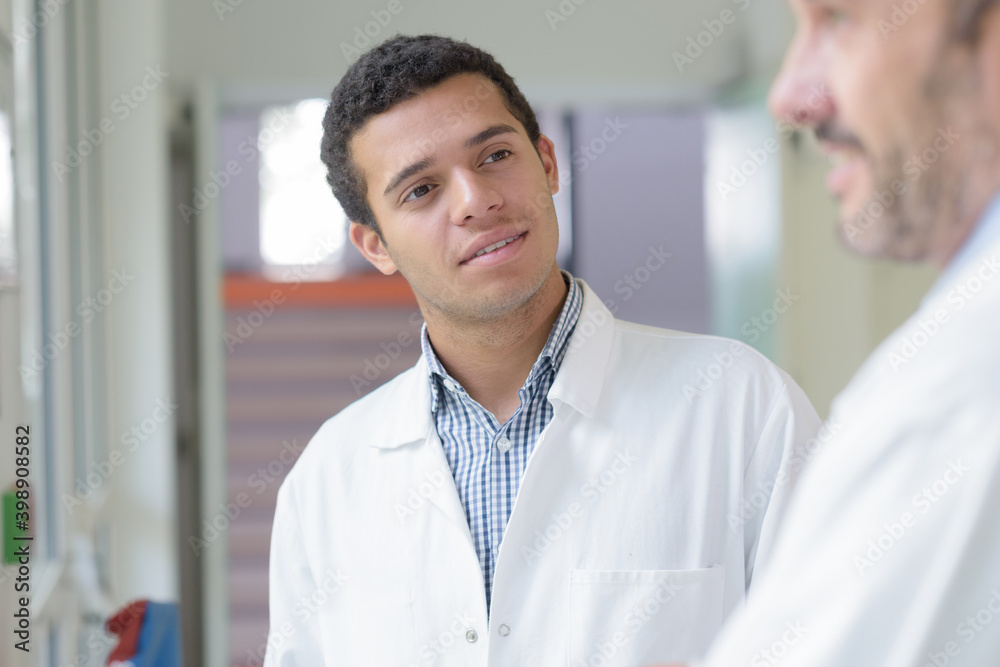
366;355;437;450
546;279;615;418
367;279;614;449
925;189;1000;305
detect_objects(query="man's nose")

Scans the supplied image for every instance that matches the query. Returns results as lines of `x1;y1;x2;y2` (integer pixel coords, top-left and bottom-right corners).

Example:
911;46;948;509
449;169;503;225
768;35;834;128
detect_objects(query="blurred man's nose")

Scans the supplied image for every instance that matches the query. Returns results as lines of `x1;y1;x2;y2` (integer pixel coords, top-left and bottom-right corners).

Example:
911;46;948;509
768;35;834;128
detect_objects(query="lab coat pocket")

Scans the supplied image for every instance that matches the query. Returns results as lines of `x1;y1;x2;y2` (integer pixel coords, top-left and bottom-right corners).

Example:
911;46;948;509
567;566;725;666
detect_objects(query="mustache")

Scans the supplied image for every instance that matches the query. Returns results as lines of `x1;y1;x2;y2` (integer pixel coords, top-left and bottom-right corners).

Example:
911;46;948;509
814;121;865;151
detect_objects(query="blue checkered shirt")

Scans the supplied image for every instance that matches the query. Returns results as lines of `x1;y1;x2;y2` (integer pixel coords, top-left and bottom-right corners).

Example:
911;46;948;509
420;272;583;608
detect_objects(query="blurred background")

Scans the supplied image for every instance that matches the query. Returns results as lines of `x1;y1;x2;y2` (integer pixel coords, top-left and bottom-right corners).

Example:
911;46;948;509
0;0;939;665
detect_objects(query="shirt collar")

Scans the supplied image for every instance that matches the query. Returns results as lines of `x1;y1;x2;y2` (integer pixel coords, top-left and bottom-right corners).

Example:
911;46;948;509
925;190;1000;304
420;270;583;413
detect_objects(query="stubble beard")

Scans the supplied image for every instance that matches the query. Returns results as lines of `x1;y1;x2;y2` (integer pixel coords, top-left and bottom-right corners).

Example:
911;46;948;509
400;208;561;341
842;45;995;261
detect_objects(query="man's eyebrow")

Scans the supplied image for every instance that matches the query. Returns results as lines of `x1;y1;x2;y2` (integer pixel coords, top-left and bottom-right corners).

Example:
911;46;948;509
382;124;521;196
383;156;436;196
464;123;519;149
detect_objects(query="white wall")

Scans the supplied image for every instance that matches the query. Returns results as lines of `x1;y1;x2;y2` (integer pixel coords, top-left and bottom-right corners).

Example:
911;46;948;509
97;0;178;603
166;0;793;106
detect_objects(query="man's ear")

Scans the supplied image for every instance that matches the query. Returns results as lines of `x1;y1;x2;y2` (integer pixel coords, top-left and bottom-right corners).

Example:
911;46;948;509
349;221;398;275
536;134;560;196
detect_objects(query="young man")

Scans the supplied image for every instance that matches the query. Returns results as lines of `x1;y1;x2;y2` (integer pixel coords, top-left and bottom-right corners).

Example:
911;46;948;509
264;35;820;667
670;1;1000;666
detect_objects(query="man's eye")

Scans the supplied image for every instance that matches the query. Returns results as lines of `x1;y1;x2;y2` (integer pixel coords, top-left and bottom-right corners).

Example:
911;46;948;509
483;149;511;164
823;8;850;27
403;184;432;202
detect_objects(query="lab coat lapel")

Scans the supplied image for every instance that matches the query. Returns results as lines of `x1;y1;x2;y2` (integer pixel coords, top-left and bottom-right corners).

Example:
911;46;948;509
546;280;616;416
493;283;617;594
366;355;473;537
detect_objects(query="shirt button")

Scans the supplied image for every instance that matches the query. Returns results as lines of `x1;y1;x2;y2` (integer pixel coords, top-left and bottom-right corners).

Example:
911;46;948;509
466;629;478;643
498;624;511;637
497;437;511;453
444;379;459;393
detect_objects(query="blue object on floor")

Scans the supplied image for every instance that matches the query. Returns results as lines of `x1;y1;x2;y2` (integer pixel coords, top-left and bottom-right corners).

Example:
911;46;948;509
131;601;182;667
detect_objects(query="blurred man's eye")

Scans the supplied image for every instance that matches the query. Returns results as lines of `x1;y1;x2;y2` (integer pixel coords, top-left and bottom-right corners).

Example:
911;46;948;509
821;7;851;28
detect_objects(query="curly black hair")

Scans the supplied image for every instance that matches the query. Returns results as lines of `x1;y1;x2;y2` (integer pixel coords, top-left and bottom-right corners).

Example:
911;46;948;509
320;34;541;233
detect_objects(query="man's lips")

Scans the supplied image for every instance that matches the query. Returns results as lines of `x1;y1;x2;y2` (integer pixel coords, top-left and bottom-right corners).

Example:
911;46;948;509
821;142;867;197
460;232;525;264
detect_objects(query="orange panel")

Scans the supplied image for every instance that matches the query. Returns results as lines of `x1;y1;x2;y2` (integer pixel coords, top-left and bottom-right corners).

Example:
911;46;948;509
223;272;418;308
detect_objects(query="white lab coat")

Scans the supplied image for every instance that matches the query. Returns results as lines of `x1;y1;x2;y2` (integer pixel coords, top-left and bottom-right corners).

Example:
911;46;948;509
700;238;1000;667
264;281;820;667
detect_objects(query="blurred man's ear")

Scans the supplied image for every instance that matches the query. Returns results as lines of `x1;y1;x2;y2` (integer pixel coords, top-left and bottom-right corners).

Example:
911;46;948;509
536;133;560;196
349;221;398;275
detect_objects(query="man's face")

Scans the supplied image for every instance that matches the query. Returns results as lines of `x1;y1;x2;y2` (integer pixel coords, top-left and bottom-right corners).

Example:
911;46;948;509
348;73;561;323
769;0;1000;263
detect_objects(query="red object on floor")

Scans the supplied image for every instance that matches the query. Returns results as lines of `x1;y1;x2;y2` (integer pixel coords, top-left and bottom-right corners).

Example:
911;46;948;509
106;600;148;665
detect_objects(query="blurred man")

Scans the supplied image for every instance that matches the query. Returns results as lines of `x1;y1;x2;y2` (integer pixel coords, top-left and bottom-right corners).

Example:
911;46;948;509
265;35;820;666
657;1;1000;666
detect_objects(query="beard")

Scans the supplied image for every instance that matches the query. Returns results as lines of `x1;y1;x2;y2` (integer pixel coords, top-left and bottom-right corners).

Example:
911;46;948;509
831;43;996;261
390;206;561;327
839;136;962;261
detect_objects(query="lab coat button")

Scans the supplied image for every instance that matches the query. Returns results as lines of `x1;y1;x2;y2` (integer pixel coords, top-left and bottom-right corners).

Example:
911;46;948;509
466;629;478;643
498;624;510;637
497;438;511;453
